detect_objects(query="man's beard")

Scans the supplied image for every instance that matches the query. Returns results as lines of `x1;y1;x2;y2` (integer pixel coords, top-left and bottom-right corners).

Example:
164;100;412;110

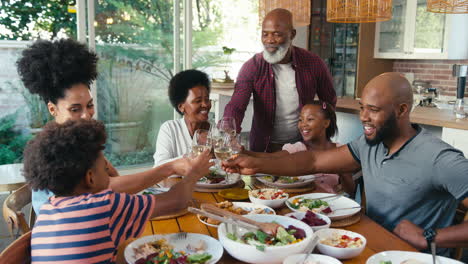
263;39;291;64
365;112;398;146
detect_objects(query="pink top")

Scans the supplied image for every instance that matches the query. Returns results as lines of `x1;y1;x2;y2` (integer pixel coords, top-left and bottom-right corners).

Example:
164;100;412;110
282;141;340;193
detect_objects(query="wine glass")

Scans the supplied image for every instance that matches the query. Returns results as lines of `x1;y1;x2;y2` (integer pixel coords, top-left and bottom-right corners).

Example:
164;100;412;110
192;129;212;156
217;117;237;137
213;134;235;183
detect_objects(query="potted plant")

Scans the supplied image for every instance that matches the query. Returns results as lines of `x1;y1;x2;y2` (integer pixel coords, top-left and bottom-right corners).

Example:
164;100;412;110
97;59;156;154
213;46;236;83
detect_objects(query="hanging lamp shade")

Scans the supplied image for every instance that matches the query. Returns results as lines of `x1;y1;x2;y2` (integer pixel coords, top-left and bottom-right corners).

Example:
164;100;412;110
259;0;311;27
327;0;393;23
427;0;468;13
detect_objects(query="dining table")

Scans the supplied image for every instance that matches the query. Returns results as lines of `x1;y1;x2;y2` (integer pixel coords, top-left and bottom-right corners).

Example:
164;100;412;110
130;177;418;264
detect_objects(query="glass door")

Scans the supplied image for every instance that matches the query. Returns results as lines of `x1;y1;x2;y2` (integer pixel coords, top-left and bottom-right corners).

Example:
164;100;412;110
377;0;407;53
89;0;184;167
413;0;446;53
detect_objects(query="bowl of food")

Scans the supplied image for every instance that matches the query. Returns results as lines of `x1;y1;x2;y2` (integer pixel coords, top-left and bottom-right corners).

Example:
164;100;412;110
283;253;342;264
197;201;275;227
285;211;331;231
125;233;223;264
218;214;313;264
249;188;289;208
315;228;366;260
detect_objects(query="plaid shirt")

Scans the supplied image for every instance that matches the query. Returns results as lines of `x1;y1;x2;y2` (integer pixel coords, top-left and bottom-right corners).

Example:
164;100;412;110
224;46;336;152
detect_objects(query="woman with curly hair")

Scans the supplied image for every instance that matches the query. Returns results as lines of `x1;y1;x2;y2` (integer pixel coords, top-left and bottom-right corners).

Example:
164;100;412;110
153;69;212;166
17;39;208;214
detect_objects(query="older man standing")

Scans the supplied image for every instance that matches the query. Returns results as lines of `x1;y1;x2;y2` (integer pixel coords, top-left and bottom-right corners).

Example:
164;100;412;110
225;72;468;256
223;8;336;152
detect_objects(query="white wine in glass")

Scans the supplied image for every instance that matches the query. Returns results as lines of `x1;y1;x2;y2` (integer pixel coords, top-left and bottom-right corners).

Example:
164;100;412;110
192;145;211;156
214;146;232;161
192;129;212;156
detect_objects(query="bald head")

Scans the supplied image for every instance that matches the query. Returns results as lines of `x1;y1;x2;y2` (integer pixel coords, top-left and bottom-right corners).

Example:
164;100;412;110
263;8;294;30
363;72;413;108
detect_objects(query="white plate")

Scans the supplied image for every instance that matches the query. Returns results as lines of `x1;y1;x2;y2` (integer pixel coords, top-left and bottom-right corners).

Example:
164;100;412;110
197;202;276;227
366;251;465;264
283;253;342;264
124;233;223;264
286;193;361;220
196;168;241;189
256;174;316;188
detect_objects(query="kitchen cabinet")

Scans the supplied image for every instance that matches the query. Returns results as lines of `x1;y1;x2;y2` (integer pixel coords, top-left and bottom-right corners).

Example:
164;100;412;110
374;0;468;60
309;0;393;98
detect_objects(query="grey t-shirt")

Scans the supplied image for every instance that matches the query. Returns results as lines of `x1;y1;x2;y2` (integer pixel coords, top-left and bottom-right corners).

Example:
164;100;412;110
348;125;468;234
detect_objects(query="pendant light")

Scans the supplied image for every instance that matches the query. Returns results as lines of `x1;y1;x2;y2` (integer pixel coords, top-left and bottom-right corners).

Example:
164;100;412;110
427;0;468;13
327;0;393;23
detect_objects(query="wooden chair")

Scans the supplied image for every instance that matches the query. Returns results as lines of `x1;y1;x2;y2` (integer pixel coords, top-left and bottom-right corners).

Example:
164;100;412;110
453;198;468;260
2;184;35;238
0;231;31;264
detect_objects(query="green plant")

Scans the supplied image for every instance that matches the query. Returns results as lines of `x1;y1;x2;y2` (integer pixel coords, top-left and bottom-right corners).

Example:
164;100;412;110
104;146;154;167
220;46;236;82
0;113;32;165
8;81;53;128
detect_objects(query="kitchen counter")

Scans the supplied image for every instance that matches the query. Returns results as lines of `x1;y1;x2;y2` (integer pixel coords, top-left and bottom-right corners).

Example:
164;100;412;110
211;88;468;130
336;97;468;131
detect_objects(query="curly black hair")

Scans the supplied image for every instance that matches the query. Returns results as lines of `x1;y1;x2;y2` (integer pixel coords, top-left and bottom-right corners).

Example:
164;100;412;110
17;39;98;104
168;69;210;115
23;119;106;196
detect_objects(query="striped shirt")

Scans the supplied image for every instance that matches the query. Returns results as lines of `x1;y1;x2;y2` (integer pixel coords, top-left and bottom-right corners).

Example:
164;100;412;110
223;46;336;152
31;189;155;264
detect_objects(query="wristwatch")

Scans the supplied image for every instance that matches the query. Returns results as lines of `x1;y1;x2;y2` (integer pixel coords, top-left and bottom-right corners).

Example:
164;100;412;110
423;227;437;250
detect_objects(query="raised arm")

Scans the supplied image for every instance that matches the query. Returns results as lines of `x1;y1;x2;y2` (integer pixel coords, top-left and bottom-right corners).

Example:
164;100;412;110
223;59;256;133
224;145;360;175
150;150;213;218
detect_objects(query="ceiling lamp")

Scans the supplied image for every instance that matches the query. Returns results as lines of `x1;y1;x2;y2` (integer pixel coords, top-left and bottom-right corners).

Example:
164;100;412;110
259;0;311;27
327;0;393;23
427;0;468;13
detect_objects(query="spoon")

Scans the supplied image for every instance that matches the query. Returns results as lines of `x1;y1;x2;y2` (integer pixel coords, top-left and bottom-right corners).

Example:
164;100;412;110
201;203;281;235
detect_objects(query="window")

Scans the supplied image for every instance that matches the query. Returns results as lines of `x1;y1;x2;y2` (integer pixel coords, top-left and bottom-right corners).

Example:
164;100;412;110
0;0;259;168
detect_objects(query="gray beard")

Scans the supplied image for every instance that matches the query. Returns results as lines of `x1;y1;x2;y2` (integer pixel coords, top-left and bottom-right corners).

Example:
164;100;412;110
263;40;291;64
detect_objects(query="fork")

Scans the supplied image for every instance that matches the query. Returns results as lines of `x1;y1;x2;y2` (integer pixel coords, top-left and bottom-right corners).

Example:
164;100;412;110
300;235;319;264
175;232;187;240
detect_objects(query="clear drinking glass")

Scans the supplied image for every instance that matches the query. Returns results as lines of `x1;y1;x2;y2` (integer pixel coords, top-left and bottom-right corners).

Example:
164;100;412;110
192;129;212;156
217;117;237;137
213;134;235;183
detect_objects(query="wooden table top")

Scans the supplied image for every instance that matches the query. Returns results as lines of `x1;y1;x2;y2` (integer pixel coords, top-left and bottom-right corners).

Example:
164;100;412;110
135;177;417;264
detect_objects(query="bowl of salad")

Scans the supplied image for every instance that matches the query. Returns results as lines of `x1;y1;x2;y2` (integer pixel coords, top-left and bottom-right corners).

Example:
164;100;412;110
217;214;313;264
315;228;366;259
249;188;289;208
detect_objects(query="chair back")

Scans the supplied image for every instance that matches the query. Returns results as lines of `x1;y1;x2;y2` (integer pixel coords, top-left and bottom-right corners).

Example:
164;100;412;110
2;184;35;238
0;231;31;264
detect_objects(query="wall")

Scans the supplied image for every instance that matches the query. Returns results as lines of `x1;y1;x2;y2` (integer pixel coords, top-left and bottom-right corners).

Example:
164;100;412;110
393;59;468;97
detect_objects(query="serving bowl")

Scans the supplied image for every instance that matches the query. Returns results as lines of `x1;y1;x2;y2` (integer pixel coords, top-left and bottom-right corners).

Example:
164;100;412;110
284;211;331;231
315;228;366;260
283;253;342;264
248;188;289;208
218;214;313;264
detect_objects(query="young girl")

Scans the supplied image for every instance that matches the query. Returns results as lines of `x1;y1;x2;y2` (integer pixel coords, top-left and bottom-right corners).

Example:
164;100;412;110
245;101;354;194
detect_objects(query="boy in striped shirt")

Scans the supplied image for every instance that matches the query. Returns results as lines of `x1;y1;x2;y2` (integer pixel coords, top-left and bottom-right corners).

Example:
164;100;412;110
23;119;212;263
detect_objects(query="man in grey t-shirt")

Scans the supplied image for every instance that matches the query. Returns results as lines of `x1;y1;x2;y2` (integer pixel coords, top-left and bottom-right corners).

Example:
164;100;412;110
225;72;468;254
